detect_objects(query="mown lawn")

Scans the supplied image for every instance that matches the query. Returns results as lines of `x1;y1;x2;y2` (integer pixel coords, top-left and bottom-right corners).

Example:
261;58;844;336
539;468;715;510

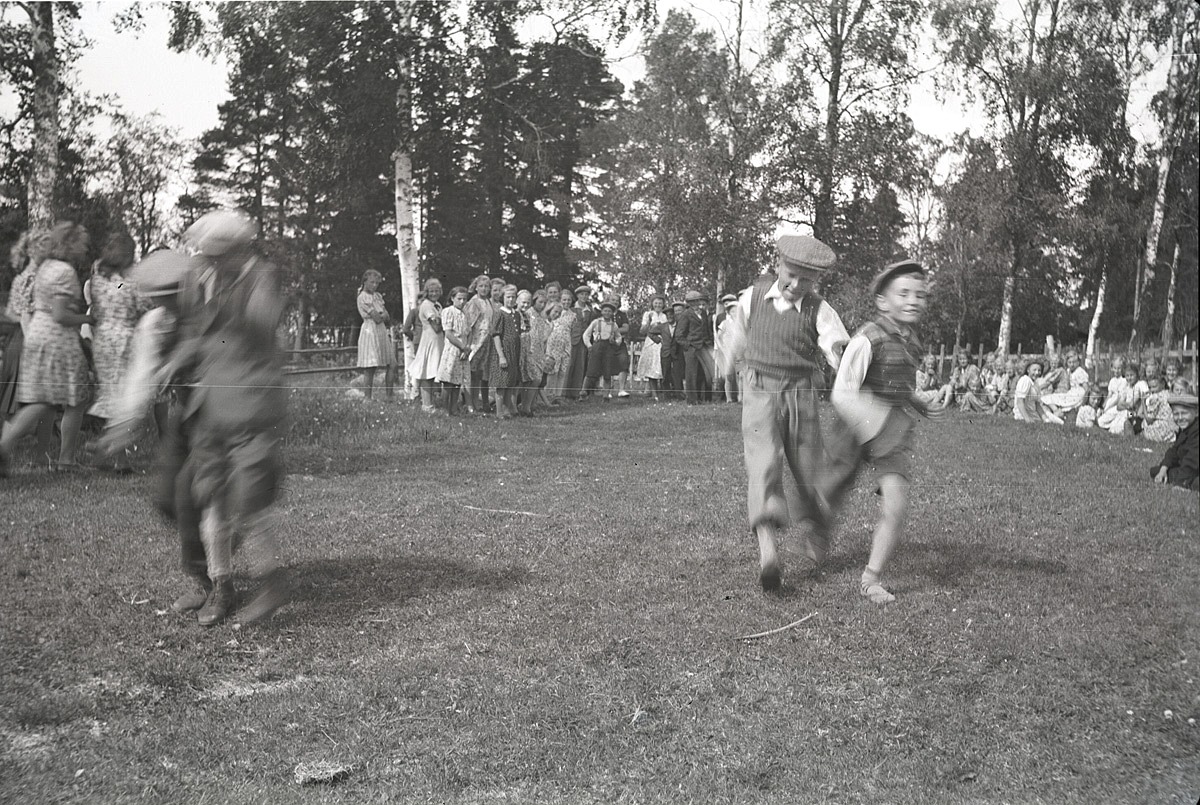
1;389;1197;804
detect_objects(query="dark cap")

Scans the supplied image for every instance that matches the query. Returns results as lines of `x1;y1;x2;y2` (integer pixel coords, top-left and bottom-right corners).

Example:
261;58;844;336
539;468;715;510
131;249;193;297
776;235;836;272
869;259;925;296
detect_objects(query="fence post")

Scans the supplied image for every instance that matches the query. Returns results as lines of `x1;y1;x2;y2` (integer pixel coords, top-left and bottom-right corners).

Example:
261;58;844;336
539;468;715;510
938;343;946;378
977;342;985;366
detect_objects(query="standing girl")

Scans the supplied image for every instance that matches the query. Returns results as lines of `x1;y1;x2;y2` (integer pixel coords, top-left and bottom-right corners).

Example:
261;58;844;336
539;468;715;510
490;284;522;418
543;290;576;405
518;289;551;416
436;286;471;415
86;232;141;470
354;269;396;400
639;295;668;400
410;278;444;413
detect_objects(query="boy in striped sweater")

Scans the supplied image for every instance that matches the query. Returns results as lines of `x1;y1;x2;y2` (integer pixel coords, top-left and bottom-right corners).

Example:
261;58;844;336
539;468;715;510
823;260;945;604
727;235;850;592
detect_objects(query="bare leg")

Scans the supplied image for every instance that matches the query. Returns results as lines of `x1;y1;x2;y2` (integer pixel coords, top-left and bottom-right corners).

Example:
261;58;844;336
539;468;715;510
861;473;910;604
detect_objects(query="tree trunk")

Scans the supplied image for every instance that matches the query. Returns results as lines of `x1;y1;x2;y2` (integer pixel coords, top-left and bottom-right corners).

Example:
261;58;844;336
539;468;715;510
996;273;1015;357
393;2;420;399
27;2;59;230
1160;241;1180;348
1131;5;1183;349
815;27;843;244
1086;267;1106;362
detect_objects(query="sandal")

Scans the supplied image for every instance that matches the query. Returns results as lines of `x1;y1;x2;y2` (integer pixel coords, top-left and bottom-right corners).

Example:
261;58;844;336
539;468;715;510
860;582;896;605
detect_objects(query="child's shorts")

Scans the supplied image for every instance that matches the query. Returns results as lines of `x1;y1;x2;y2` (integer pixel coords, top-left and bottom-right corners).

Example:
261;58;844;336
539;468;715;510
586;341;617;379
829;406;915;481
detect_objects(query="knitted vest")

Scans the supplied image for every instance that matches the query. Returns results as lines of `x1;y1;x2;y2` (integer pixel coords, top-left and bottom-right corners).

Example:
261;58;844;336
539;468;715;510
858;318;920;406
743;275;821;377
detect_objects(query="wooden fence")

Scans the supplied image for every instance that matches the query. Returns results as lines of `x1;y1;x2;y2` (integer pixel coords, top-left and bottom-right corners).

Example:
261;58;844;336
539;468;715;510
929;340;1199;384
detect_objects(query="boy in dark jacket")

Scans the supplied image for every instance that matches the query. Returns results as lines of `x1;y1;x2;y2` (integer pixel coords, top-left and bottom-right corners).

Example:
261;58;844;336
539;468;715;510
1152;395;1199;491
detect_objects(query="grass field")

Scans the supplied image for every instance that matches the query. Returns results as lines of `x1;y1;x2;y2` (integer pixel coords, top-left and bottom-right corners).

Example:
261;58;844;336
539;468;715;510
1;388;1197;804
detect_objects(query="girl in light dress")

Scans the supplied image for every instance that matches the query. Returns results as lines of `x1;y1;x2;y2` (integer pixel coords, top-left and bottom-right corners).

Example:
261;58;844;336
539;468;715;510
543;289;576;405
1074;385;1104;428
489;284;522;418
436;286;470;415
1139;374;1178;443
517;289;551;416
988;356;1018;414
410;278;444;413
85;233;143;470
354;269;396;400
1097;362;1141;436
1013;359;1062;424
1042;351;1090;418
638;295;669;400
1;231;56;462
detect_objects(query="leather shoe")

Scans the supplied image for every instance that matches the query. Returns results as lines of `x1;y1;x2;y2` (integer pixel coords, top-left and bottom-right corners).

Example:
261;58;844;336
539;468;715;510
198;578;236;627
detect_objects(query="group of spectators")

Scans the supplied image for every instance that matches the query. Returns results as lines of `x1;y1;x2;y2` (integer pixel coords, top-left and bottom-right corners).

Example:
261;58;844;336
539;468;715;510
352;273;743;415
915;348;1197;443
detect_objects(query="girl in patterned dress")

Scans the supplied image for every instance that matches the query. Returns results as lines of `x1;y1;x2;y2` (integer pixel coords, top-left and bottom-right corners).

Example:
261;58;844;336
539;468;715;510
1140;375;1178;443
489;284;522;418
0;222;94;474
543;290;576;405
638;295;668;400
518;289;551;416
86;233;141;423
355;269;396;399
1097;362;1142;436
410;278;445;413
436;286;470;415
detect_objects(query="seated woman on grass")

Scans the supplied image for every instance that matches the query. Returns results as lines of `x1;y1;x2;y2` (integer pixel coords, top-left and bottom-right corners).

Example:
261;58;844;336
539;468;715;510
957;373;990;413
1163;360;1192;395
915;353;944;406
1074;385;1105;428
1037;352;1069;394
1043;351;1089;420
988;356;1018;415
1097;361;1142;436
947;350;979;405
1140;374;1178;443
1013;359;1063;424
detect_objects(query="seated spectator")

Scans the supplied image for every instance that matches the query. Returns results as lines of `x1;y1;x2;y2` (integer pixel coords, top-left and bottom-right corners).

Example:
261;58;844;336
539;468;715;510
1140;374;1178;442
1151;394;1198;491
1043;350;1089;420
915;353;943;406
1163;360;1191;395
1038;352;1068;394
1097;361;1142;436
1014;359;1063;424
1075;384;1104;429
957;373;989;413
1104;355;1126;394
948;350;980;404
987;356;1018;415
978;352;998;392
1171;376;1194;396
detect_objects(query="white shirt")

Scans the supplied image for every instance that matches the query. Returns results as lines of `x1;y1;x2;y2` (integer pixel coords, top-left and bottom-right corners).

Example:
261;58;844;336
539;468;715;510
831;332;896;443
728;280;850;369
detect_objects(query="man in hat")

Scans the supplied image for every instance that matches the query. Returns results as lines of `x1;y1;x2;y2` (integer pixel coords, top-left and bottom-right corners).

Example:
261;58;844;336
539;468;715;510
658;301;686;400
163;209;291;626
1152;393;1198;491
821;259;945;604
566;285;597;399
726;234;850;591
675;290;715;403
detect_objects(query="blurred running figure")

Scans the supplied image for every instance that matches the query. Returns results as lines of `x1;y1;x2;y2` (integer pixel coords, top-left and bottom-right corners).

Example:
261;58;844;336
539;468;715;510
165;210;290;626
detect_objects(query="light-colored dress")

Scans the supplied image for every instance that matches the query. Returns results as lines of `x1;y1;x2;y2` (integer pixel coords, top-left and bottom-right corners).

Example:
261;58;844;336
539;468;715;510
1097;378;1139;435
436;305;470;386
87;272;144;419
357;290;395;367
639;310;667;380
1140;390;1178;442
1075;404;1099;428
409;298;443;380
1043;366;1089;410
1013;374;1061;424
544;308;574;375
17;259;90;407
521;311;550;384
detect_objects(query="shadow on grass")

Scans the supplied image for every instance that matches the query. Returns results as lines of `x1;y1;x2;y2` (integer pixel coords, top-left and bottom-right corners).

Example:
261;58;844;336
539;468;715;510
288;555;531;619
905;538;1069;585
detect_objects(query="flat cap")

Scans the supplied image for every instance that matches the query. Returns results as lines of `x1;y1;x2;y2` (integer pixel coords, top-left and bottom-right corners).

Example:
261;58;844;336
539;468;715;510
599;300;617;311
1166;393;1199;409
184;209;257;257
776;235;836;272
131;249;193;297
684;289;704;302
869;259;925;297
574;284;592;295
671;300;687;309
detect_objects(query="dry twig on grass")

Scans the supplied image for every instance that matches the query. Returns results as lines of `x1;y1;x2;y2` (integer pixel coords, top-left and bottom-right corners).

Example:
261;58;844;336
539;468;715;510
735;612;817;640
460;504;549;517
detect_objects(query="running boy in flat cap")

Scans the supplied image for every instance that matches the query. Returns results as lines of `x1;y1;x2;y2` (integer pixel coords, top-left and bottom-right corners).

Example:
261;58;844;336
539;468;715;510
823;259;944;604
727;234;850;591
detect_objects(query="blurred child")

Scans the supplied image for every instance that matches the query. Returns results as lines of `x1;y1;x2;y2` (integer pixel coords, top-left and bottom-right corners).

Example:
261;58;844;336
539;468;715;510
1140;374;1177;442
823;260;943;604
957;373;989;413
436;286;470;416
1074;384;1104;429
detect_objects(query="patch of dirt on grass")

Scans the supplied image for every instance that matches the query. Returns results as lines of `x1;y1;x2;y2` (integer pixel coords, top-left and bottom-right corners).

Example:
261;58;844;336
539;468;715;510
2;728;55;758
200;674;320;700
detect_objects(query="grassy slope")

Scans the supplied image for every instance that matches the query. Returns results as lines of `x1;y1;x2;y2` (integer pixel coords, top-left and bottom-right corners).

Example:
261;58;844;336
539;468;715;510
1;390;1197;804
